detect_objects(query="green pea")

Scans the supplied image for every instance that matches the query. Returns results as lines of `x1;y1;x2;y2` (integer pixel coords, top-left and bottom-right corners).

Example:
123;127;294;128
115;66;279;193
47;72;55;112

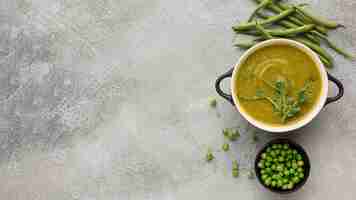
287;149;293;155
287;155;293;161
293;150;298;155
275;149;280;155
283;178;289;184
270;151;276;158
292;177;300;184
232;169;239;178
297;160;304;167
267;156;272;162
281;151;286;156
297;167;304;173
283;144;289;149
266;168;272;173
282;185;288;190
266;147;272;152
277;144;283;149
265;162;271;167
289;168;295;174
272;174;278;180
296;154;303;161
284;170;290;176
271;181;277;187
206;149;214;162
292;163;298;169
271;164;276;171
272;144;278;149
258;161;264;168
260;169;266;174
278;156;284;162
222;143;230;152
287;182;294;189
277;180;283;187
208;97;217;108
248;170;255;179
264;178;272;186
278;172;284;177
277;165;284;172
298;173;304;179
232;160;239;170
261;153;267;159
286;161;292;167
273;158;278;163
261;174;268;180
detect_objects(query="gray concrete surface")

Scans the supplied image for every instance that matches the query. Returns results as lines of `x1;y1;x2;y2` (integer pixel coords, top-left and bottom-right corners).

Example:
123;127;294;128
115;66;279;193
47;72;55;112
0;0;355;199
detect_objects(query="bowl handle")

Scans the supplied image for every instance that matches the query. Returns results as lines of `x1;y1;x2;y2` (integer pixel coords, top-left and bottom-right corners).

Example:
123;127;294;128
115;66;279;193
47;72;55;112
215;68;235;105
325;72;344;106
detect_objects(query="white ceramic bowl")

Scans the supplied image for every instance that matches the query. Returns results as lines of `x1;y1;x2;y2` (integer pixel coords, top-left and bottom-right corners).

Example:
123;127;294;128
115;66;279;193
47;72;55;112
216;39;343;133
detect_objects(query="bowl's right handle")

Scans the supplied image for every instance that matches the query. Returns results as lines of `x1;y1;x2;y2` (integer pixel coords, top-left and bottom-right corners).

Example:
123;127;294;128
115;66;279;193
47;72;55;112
325;72;344;106
215;68;234;105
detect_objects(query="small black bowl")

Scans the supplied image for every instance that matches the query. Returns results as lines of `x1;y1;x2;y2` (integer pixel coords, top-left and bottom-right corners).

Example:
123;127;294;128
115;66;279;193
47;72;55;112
254;138;311;194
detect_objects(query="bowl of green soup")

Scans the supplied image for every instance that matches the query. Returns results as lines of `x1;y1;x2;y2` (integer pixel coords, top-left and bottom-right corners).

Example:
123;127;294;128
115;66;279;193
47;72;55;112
216;39;343;132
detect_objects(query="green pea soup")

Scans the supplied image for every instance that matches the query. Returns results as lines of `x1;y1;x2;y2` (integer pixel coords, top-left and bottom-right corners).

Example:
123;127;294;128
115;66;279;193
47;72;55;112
235;44;322;125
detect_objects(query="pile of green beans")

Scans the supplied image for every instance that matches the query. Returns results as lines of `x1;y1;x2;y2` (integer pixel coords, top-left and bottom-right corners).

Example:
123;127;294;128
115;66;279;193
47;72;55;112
258;143;305;190
233;0;354;68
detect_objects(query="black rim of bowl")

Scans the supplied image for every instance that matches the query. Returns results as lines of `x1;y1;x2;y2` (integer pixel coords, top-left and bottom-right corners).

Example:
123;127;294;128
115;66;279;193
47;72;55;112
254;138;311;194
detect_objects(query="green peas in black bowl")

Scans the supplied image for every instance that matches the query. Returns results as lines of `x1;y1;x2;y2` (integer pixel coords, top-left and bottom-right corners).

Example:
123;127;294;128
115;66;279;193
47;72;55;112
255;138;310;194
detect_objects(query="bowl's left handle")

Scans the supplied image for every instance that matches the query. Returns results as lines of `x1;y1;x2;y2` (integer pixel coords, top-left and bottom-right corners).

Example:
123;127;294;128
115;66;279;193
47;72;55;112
215;68;235;105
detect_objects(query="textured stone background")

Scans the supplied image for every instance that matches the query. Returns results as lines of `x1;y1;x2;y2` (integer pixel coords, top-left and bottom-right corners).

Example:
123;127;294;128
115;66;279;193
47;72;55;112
0;0;355;199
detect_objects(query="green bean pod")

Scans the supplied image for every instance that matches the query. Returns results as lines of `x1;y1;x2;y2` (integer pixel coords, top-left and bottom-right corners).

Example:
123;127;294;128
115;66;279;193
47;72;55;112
233;7;295;31
294;38;333;65
275;2;330;34
266;24;315;37
253;0;328;35
257;12;320;44
319;55;333;68
234;41;257;49
295;7;344;29
255;22;273;39
248;0;272;22
313;32;355;60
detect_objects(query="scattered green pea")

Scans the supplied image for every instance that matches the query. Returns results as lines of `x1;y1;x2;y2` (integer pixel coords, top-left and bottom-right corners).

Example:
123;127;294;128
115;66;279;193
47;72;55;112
247;170;255;179
222;143;230;152
232;160;239;170
206;149;214;162
232;169;239;178
208;97;217;108
223;128;240;141
252;132;259;142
